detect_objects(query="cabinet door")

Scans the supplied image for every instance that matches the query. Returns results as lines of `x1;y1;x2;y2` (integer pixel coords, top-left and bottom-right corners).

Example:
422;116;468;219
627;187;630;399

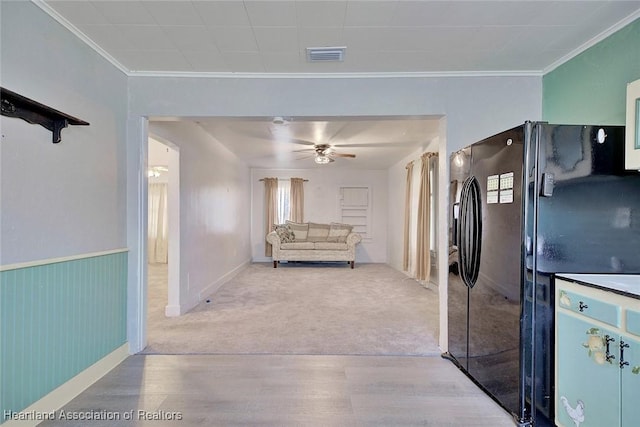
556;312;620;427
621;333;640;427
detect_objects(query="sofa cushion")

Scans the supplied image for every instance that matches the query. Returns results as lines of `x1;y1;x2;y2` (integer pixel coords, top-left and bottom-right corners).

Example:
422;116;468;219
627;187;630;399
286;221;308;241
281;242;315;250
307;222;330;242
313;242;349;250
327;223;353;242
274;224;295;243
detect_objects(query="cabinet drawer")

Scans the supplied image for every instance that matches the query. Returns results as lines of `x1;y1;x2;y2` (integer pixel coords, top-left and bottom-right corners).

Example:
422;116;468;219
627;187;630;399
558;289;621;327
627;309;640;337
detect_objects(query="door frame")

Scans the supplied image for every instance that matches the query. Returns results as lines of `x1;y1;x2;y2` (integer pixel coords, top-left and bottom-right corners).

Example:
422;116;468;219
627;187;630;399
148;134;181;317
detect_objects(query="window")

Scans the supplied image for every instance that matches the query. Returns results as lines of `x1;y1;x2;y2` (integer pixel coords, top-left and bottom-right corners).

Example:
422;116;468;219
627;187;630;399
339;186;371;239
276;180;291;224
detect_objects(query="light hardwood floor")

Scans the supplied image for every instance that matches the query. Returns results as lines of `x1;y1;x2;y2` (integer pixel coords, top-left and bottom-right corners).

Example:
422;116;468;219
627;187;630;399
39;354;515;426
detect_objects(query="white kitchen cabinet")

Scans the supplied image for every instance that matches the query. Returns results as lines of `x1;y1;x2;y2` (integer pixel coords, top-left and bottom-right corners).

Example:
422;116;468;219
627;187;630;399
555;277;640;427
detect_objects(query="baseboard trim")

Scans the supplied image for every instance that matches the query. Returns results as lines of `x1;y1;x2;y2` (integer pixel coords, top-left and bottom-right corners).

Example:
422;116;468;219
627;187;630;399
164;304;181;317
1;343;129;427
177;260;251;314
198;259;250;303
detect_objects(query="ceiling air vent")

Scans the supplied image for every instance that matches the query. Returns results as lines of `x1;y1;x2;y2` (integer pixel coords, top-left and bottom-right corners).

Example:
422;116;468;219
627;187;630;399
306;47;346;62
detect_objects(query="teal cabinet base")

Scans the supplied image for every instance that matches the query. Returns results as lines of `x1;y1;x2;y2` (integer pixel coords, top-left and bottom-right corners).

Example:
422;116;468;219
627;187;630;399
556;278;640;427
556;312;620;427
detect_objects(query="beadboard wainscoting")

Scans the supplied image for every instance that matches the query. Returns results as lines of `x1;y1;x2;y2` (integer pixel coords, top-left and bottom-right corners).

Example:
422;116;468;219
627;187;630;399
0;249;128;423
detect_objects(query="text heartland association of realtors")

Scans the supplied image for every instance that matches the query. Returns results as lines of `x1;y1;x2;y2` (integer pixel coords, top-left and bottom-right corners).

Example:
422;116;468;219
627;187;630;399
3;409;182;421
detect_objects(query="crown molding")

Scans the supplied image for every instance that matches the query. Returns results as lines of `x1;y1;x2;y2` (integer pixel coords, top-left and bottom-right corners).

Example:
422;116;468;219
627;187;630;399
543;10;640;75
31;0;129;76
128;70;543;79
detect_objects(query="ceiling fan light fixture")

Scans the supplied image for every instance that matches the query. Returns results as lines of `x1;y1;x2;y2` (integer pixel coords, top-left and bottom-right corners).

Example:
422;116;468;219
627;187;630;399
314;154;331;165
148;165;168;178
272;116;289;125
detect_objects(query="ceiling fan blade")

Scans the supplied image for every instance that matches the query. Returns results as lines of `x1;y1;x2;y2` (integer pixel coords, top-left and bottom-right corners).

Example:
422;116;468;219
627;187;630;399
289;138;316;146
291;148;316;153
327;121;372;143
296;154;316;160
330;152;356;158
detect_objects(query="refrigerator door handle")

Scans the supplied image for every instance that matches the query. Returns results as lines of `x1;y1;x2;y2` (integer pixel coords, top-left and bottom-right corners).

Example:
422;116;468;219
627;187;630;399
452;202;460;246
458;176;482;288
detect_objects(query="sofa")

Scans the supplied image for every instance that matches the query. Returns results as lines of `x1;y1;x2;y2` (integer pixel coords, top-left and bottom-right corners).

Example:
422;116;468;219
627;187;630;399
266;221;362;268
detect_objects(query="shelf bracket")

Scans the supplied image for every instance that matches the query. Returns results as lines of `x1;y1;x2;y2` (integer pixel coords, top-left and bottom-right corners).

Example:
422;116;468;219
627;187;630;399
1;87;89;143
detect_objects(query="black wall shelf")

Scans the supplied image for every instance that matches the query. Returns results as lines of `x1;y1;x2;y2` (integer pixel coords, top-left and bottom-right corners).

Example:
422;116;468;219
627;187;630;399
0;87;89;143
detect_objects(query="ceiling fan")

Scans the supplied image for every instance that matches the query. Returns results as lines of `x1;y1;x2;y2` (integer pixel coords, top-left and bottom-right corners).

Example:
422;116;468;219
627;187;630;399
148;165;168;177
294;144;356;164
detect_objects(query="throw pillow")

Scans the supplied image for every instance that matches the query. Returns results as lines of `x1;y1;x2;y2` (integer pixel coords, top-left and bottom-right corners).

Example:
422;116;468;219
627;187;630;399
307;222;331;242
328;223;353;242
273;224;295;243
285;221;309;241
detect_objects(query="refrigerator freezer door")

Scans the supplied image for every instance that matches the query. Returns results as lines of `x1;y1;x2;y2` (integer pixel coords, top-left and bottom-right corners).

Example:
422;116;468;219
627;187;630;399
466;127;525;415
447;147;472;370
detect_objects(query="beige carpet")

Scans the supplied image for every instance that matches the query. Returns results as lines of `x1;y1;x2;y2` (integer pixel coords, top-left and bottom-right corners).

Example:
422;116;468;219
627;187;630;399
144;262;440;356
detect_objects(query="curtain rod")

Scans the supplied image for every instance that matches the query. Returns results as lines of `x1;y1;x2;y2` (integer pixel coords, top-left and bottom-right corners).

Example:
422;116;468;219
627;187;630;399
408;152;437;165
259;178;309;182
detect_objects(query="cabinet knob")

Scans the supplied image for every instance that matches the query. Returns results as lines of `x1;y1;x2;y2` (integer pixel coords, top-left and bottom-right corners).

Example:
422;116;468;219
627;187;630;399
578;301;589;312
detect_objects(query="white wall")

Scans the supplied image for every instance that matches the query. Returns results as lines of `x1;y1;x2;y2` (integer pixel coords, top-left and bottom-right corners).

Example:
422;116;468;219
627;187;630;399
149;122;252;312
251;168;388;263
129;75;541;149
0;1;127;265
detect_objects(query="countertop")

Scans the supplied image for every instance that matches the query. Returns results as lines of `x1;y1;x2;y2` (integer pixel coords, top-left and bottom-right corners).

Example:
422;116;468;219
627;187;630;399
557;274;640;298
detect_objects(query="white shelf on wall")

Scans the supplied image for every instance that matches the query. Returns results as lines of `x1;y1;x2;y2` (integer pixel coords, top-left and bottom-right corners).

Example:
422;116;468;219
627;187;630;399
339;186;371;240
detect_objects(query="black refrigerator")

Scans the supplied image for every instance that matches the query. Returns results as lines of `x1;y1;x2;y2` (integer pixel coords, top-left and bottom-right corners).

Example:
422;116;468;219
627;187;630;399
445;122;640;426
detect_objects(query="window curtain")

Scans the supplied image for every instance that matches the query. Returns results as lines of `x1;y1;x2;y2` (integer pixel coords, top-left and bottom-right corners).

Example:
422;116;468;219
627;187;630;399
264;177;278;256
148;183;168;264
416;153;435;281
403;161;414;271
289;177;305;222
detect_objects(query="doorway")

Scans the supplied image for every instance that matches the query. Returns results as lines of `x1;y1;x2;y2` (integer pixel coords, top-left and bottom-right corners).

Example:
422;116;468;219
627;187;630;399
129;115;448;354
147;136;180;332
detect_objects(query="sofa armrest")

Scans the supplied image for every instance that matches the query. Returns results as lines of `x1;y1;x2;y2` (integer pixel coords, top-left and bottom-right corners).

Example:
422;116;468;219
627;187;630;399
346;232;362;246
266;231;281;247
